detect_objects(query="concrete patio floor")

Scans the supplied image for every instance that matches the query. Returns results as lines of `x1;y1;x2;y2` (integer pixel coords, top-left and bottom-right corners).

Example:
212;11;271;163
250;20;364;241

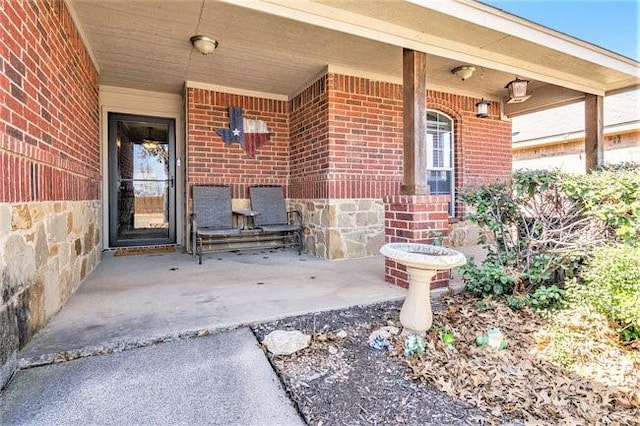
20;248;411;362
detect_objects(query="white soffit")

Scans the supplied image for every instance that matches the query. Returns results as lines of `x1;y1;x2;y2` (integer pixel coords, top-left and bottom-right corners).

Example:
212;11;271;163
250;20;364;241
222;0;639;95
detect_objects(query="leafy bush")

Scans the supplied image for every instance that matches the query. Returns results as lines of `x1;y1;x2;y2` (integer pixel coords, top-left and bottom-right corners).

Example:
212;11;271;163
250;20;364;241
505;294;530;310
562;163;640;242
568;244;640;342
460;169;606;296
459;258;515;297
528;285;565;313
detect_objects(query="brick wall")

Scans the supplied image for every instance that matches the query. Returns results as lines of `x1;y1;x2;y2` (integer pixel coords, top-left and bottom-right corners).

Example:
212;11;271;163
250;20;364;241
289;76;329;198
186;88;289;199
0;0;100;388
383;194;451;288
325;74;404;198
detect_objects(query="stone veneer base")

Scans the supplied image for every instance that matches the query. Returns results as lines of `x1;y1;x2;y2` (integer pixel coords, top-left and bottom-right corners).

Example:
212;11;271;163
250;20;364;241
290;198;385;260
0;200;101;388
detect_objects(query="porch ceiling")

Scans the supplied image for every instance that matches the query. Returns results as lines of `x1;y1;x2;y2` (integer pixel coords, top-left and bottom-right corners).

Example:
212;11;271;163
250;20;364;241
70;0;639;116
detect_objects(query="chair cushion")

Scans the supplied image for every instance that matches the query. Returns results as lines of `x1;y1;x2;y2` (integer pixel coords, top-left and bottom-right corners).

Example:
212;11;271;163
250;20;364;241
249;186;288;226
196;227;241;236
259;225;299;233
193;185;234;228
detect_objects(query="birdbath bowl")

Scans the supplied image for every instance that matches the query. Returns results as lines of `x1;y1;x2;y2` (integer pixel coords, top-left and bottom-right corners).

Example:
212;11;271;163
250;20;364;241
380;243;466;335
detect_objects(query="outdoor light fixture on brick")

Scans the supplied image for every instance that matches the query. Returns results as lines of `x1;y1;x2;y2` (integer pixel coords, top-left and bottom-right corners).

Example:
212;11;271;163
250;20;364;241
475;98;490;118
190;35;218;55
505;77;531;103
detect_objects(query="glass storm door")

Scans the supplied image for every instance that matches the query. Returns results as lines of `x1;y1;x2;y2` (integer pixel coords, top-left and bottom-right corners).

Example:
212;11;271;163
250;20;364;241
108;113;176;247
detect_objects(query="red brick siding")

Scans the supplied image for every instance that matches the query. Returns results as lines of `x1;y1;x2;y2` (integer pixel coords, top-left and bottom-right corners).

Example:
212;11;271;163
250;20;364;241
289;76;330;198
383;194;451;288
185;73;511;209
326;73;404;199
1;0;100;202
427;95;510;215
186;88;289;199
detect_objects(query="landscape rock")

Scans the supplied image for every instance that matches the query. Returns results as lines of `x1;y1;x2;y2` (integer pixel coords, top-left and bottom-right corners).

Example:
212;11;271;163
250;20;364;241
335;329;348;339
263;330;311;355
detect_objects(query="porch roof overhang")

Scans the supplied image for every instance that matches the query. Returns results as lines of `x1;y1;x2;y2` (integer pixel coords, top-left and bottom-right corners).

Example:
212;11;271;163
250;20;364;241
70;0;639;117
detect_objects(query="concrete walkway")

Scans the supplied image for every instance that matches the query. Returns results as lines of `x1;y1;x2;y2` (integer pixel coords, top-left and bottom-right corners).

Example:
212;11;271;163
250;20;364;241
1;328;303;425
2;247;480;425
20;249;406;362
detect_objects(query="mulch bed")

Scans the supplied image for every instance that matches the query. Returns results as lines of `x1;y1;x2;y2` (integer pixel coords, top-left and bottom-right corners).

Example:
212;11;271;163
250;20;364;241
252;292;640;425
252;300;497;425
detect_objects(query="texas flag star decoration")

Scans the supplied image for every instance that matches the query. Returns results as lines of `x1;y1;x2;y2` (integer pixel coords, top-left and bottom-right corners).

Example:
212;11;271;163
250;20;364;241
215;106;271;158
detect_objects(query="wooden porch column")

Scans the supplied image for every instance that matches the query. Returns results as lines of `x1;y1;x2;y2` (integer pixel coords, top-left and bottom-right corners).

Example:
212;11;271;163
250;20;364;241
584;93;604;173
401;48;429;195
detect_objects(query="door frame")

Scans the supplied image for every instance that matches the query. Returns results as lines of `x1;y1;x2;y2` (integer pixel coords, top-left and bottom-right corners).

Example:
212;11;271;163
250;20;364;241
100;86;185;250
107;113;176;247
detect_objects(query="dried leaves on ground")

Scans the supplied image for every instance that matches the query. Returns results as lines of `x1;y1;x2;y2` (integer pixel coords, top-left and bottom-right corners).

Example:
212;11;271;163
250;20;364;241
404;293;639;425
254;293;639;425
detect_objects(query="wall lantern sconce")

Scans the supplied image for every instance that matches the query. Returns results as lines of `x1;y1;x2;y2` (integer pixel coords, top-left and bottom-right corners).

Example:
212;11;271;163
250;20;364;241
505;77;531;103
451;66;475;81
190;35;218;55
476;99;490;118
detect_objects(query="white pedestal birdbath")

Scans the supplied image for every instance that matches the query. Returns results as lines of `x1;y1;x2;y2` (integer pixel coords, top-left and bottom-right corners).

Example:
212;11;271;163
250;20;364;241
380;243;466;335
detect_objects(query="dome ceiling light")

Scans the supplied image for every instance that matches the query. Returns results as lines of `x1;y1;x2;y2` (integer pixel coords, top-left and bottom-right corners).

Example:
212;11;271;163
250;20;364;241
190;35;218;55
451;66;475;81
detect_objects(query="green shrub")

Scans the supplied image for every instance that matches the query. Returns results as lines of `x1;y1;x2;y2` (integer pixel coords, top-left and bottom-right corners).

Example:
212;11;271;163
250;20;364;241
528;285;565;313
459;258;515;297
505;294;530;310
460;169;604;296
569;244;640;342
562;163;640;242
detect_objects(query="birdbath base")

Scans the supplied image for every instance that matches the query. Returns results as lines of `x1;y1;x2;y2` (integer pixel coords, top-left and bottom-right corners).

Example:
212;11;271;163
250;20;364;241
380;243;467;335
399;266;437;336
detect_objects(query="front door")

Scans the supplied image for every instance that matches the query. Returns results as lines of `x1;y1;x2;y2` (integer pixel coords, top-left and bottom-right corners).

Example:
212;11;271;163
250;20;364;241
108;113;176;247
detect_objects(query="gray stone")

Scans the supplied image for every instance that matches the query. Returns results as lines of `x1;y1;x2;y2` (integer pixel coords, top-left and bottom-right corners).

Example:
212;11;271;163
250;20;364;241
34;224;49;270
17;280;45;348
359;199;373;210
337;213;355;228
365;233;384;255
263;330;311;356
356;211;378;226
2;235;36;295
335;330;348;339
49;214;68;243
0;302;18;389
338;201;356;212
0;204;11;233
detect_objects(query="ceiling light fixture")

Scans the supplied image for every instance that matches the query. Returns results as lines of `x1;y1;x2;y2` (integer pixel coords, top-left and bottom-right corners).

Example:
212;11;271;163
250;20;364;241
475;98;490;118
505;77;531;103
451;66;475;81
190;35;218;55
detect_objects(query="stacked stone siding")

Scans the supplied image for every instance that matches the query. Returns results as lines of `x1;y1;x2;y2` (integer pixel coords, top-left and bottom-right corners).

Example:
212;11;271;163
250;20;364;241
291;198;385;259
1;1;100;387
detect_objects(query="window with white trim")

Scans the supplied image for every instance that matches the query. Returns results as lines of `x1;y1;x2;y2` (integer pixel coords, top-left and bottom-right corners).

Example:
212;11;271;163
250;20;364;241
426;111;455;216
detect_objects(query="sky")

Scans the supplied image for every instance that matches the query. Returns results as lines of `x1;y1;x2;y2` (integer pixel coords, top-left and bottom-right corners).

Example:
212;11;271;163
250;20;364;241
481;1;639;61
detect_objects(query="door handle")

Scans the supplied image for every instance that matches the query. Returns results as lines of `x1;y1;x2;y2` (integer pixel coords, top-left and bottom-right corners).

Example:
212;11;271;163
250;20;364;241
170;177;174;188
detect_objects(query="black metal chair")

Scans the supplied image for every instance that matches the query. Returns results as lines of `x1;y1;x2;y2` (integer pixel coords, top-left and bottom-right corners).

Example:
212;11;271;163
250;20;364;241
191;185;241;264
249;186;303;254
